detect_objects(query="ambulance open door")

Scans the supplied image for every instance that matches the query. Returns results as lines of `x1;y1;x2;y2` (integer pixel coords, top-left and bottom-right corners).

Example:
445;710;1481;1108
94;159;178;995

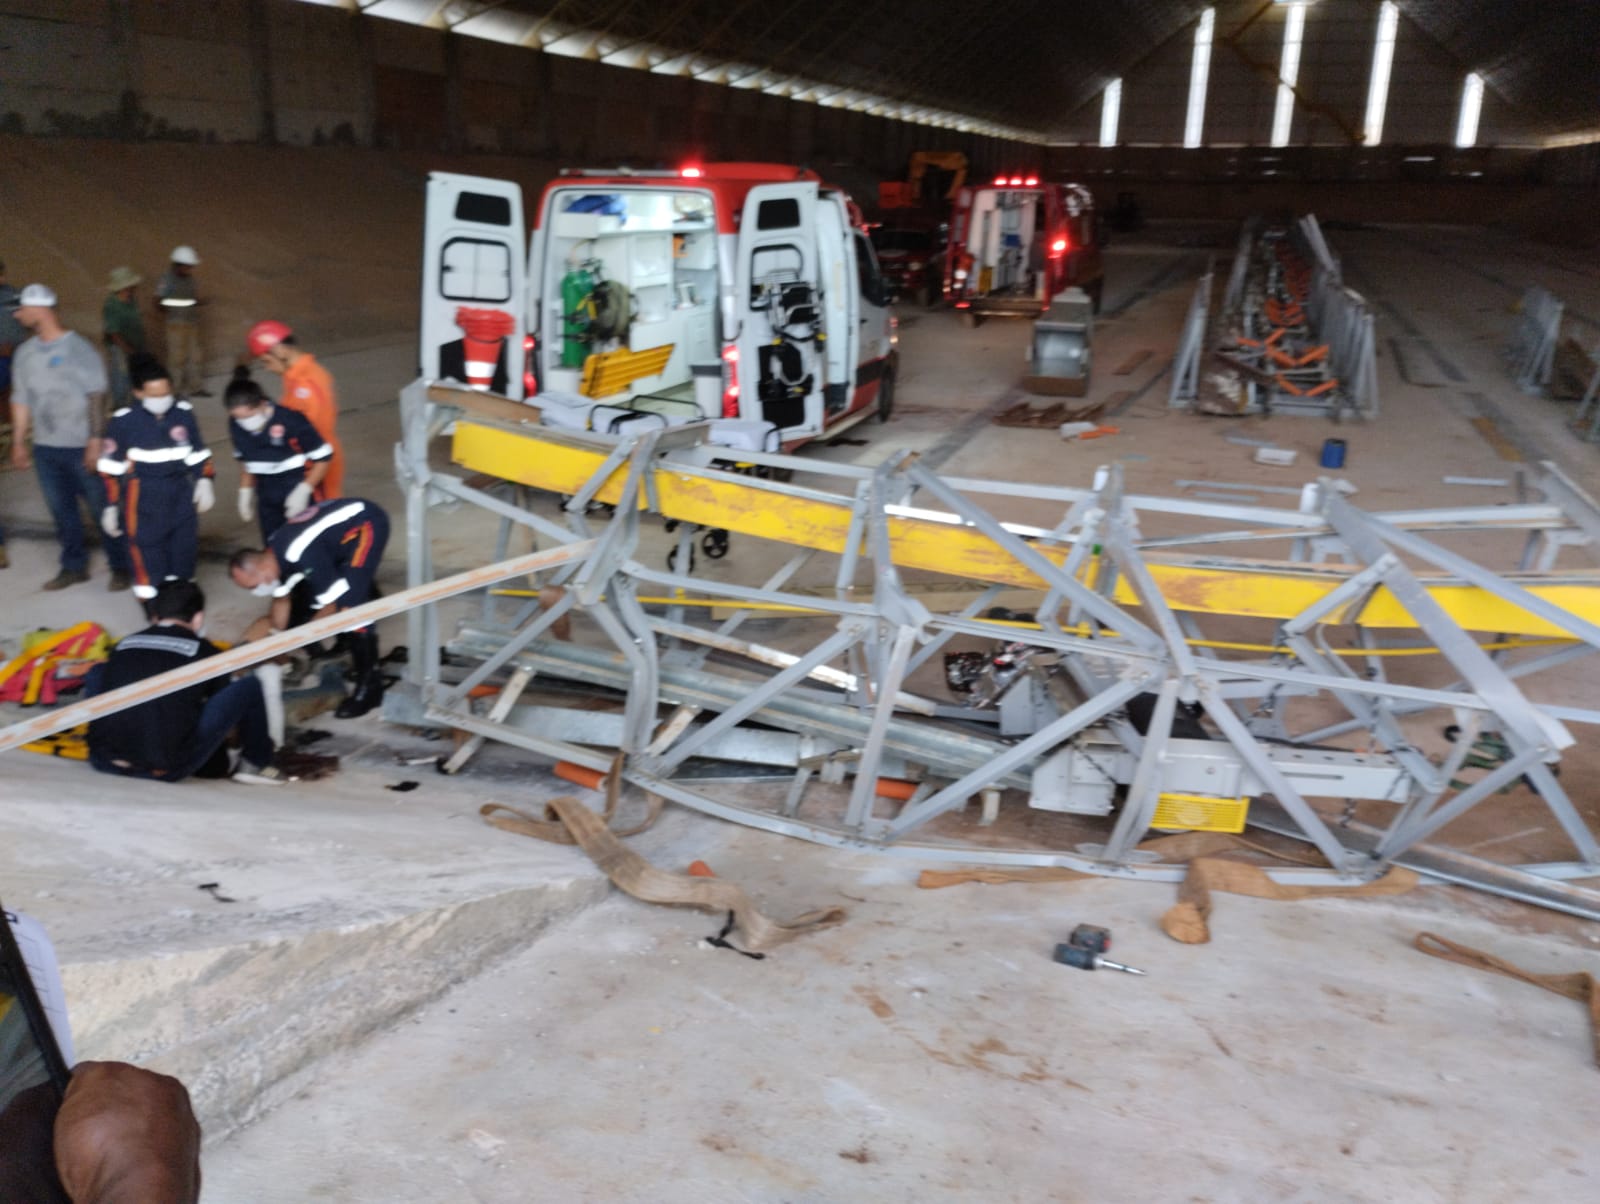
734;181;824;440
421;173;527;400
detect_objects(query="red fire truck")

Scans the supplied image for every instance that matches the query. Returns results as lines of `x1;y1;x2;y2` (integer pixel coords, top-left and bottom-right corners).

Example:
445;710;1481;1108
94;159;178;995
943;178;1102;324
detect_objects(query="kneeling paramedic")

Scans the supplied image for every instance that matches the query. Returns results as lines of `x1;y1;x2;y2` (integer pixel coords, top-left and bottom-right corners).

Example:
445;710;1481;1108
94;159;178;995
86;580;282;785
225;368;331;542
229;497;389;719
97;354;215;606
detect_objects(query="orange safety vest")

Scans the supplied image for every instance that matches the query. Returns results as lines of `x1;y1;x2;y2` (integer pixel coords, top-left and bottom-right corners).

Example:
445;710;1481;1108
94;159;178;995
282;353;345;498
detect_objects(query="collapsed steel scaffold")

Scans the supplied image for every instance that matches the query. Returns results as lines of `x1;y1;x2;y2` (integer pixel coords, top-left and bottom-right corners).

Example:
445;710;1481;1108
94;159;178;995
394;382;1600;917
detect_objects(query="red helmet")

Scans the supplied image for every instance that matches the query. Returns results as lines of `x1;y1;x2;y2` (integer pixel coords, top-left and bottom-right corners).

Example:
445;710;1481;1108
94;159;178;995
247;319;293;358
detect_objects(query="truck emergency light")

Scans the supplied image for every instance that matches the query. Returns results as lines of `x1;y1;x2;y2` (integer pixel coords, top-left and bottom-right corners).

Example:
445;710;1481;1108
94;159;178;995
1024;176;1039;186
1008;176;1022;186
1049;236;1069;256
680;165;704;178
721;344;740;417
993;176;1007;185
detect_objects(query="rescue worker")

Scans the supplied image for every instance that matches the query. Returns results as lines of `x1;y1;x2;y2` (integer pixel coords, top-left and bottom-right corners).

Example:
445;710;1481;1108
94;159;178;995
247;320;344;497
225;368;332;542
228;497;389;719
86;579;280;785
97;354;216;607
156;245;209;397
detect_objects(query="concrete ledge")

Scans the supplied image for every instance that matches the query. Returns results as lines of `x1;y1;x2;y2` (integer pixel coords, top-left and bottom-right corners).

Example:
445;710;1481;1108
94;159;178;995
1;741;610;1138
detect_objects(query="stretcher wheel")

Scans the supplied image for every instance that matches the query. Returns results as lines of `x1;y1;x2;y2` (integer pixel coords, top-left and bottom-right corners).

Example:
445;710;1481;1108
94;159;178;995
701;529;730;560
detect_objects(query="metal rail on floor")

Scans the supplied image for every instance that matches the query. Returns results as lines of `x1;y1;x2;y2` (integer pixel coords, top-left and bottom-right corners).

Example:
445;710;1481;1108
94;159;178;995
387;380;1600;916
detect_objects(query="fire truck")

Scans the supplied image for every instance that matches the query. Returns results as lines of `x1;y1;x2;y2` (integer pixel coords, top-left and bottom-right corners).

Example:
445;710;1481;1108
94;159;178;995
943;177;1102;325
420;164;898;452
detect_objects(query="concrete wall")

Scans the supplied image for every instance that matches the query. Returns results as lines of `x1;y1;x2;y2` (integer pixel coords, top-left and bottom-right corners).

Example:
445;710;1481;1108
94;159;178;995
0;0;1030;176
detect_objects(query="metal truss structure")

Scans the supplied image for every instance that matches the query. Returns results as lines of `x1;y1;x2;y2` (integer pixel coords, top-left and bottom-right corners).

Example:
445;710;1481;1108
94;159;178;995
395;381;1600;917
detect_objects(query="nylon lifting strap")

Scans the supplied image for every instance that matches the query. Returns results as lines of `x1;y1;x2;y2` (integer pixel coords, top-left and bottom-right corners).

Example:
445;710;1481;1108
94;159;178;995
1414;931;1600;1069
480;761;846;954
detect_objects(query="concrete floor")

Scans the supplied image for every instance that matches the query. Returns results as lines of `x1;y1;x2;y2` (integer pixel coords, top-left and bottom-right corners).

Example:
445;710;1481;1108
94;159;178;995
3;220;1599;1202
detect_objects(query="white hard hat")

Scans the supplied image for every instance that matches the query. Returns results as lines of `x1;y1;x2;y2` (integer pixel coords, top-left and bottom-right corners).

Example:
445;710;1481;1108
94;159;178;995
170;245;201;266
17;283;58;307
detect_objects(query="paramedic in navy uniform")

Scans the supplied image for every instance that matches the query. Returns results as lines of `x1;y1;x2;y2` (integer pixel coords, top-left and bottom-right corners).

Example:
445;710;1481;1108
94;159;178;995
96;354;215;607
228;497;390;719
224;368;331;542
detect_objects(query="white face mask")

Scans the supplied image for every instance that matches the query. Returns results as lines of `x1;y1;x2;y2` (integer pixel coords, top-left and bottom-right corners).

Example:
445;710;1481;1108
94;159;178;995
142;393;176;416
251;581;279;598
236;410;269;433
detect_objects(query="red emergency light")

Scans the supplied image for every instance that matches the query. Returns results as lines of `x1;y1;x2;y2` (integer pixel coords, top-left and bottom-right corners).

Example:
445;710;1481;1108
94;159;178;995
522;333;538;395
721;343;740;417
1049;236;1069;256
680;165;704;178
1008;176;1023;186
993;175;1007;185
1024;176;1039;186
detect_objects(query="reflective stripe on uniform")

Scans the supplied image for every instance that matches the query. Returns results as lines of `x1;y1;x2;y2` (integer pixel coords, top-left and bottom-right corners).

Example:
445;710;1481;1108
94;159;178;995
97;458;128;475
132;584;158;600
286;502;364;562
272;571;306;599
314;578;351;609
184;448;212;466
305;444;333;460
244;455;307;474
127;446;191;464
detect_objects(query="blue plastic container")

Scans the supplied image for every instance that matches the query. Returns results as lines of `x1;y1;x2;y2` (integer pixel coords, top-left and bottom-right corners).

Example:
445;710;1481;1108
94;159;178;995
1320;438;1347;469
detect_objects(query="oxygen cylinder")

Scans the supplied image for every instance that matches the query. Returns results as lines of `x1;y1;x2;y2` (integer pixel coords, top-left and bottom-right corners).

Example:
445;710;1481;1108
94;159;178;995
560;264;597;367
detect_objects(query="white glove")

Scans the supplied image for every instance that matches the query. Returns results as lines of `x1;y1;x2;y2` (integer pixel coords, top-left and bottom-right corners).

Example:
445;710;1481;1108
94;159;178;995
285;481;314;518
193;477;215;514
100;505;122;538
238;485;256;523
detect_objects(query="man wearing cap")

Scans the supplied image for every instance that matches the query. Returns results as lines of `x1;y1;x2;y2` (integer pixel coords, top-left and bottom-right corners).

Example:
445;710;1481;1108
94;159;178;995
9;283;133;592
102;266;147;408
248;320;344;498
156;246;209;398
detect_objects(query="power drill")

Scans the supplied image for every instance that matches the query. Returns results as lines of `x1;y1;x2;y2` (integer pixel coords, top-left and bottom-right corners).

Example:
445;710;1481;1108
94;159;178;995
1053;924;1146;975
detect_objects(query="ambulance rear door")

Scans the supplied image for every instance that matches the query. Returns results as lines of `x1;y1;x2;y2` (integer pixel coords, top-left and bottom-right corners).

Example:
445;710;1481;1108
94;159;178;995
735;181;823;440
421;173;527;399
814;191;858;415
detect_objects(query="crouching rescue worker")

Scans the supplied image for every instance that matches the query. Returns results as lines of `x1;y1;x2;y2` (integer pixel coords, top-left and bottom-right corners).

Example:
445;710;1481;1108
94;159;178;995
97;354;215;607
225;367;331;542
228;496;389;718
86;580;282;785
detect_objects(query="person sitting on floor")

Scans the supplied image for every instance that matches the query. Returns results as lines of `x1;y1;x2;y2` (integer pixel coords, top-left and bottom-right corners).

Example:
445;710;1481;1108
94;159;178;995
86;579;282;786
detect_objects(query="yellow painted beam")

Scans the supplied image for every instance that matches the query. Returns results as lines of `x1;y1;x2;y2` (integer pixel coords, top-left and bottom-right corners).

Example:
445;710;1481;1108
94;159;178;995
451;420;1599;639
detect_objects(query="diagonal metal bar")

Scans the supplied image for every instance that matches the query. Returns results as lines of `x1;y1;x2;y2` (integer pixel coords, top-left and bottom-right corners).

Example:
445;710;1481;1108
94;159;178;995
886;669;1159;840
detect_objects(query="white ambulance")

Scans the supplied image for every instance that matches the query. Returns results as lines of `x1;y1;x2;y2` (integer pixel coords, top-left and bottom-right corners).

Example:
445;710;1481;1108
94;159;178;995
420;163;898;451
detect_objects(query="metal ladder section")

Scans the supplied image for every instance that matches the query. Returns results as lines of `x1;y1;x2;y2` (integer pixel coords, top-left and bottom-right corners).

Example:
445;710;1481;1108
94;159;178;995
394;381;1600;916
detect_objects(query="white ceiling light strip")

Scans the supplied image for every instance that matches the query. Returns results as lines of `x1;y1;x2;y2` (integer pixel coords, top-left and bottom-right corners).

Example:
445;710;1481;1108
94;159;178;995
1100;78;1122;148
1362;0;1400;147
1455;71;1485;148
1184;8;1216;149
1270;3;1306;149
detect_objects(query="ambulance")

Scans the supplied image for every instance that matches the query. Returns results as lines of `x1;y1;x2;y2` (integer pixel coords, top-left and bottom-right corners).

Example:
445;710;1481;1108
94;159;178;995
943;177;1102;324
420;164;898;451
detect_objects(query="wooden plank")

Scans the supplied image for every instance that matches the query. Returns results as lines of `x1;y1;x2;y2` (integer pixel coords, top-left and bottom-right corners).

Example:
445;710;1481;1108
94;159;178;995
1113;349;1154;376
1470;416;1525;463
428;383;543;426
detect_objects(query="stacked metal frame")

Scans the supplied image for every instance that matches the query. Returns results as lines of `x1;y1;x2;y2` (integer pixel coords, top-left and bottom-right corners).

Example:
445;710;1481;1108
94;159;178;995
394;382;1600;918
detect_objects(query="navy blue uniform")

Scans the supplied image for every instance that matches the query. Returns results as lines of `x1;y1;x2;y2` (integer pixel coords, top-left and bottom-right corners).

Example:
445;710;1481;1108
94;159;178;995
229;403;332;542
98;401;213;601
269;497;389;612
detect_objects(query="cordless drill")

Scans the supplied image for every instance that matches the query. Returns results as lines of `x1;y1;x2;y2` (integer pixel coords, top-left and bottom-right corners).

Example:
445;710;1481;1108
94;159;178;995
1053;924;1146;975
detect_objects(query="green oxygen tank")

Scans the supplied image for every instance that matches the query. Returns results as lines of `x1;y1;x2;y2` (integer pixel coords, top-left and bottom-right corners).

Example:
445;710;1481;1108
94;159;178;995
560;263;597;368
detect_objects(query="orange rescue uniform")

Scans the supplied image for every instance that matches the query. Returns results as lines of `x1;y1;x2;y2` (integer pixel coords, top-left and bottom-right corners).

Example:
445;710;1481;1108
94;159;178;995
282;352;344;498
